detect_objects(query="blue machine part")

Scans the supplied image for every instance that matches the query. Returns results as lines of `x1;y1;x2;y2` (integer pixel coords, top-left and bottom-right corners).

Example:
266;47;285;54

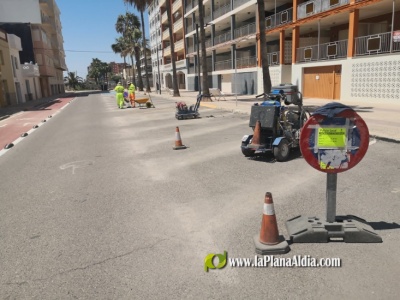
260;100;281;107
273;137;284;146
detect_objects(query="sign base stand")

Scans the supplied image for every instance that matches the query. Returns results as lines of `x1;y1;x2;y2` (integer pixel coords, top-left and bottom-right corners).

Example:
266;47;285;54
286;215;382;243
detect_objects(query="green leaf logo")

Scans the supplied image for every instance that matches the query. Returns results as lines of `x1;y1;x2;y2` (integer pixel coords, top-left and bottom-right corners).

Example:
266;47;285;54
204;251;227;272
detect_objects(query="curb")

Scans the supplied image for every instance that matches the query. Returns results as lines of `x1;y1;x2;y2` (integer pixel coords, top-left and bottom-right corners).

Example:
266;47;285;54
0;115;10;121
372;135;400;144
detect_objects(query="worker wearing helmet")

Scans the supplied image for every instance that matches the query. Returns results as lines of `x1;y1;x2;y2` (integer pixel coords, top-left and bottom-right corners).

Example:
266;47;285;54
128;82;136;108
114;82;124;109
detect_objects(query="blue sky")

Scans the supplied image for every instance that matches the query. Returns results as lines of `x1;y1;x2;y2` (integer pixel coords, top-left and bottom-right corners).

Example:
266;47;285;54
58;0;149;79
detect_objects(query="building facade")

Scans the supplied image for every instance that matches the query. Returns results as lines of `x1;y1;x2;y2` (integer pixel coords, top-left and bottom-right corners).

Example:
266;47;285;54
149;0;400;100
0;0;67;103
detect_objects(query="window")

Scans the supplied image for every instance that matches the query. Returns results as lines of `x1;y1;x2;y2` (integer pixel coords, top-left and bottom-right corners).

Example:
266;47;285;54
330;0;339;7
0;50;3;65
266;17;272;28
281;11;288;24
367;36;381;52
272;53;278;64
306;2;314;15
327;44;337;57
304;48;313;60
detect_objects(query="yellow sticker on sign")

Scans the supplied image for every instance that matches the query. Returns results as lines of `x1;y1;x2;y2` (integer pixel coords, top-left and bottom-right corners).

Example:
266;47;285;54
318;128;346;147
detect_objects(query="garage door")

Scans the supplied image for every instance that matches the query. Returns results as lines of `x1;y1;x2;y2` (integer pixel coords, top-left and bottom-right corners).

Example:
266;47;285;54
303;65;341;100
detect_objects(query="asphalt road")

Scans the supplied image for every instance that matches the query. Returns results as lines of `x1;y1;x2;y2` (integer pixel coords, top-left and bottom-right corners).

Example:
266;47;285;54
0;92;399;299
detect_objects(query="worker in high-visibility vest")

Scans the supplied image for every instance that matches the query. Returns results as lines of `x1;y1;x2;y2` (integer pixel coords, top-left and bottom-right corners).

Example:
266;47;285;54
128;82;136;108
114;82;124;109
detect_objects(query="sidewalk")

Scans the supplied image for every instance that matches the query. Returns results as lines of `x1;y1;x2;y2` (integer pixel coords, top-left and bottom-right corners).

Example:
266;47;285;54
0;91;103;121
138;89;400;143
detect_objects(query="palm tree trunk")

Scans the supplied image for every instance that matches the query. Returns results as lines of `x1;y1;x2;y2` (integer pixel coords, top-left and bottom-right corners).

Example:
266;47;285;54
135;49;144;91
166;0;180;96
198;0;210;100
140;11;151;92
257;0;272;94
130;54;137;87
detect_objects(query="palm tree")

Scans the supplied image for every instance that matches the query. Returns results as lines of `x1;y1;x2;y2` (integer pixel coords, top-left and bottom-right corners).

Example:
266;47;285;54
198;0;210;100
130;28;145;91
111;37;130;85
257;0;272;95
166;0;180;96
87;58;111;87
124;0;151;92
64;72;82;90
115;12;141;86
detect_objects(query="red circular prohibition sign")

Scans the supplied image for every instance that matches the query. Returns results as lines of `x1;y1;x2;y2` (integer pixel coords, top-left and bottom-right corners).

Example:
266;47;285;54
300;110;369;173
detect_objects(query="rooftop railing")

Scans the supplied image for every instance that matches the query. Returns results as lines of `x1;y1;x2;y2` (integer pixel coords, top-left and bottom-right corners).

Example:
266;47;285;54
214;2;231;20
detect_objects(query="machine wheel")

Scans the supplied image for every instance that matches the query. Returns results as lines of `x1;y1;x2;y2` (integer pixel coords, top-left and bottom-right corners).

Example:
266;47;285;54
241;135;255;157
177;115;183;120
241;145;255;157
273;139;290;162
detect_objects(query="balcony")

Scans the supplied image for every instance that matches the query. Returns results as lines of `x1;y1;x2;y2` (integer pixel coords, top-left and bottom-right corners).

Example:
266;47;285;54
215;59;232;71
21;63;40;77
266;8;293;30
39;0;53;16
185;1;195;14
297;0;349;20
174;19;183;32
175;39;184;51
205;38;212;48
235;23;256;39
164;46;171;56
41;15;56;33
176;59;186;68
163;28;170;40
39;65;55;77
233;0;248;9
236;56;257;69
187;23;194;33
162;11;168;24
214;32;232;46
187;45;195;54
214;2;231;20
296;39;348;62
172;0;181;13
355;32;400;56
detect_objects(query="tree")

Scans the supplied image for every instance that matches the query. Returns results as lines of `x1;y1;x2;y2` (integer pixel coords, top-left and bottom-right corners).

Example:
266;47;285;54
166;0;180;96
64;72;83;90
115;12;141;87
129;28;145;91
257;0;272;95
87;58;111;86
198;0;210;100
111;37;130;85
124;0;151;92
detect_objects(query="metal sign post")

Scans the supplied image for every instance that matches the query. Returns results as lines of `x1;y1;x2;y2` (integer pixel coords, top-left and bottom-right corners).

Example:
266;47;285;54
286;103;382;243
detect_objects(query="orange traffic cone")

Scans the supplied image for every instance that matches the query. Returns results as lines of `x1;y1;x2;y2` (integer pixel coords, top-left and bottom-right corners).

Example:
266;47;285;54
254;192;290;255
248;120;263;149
173;126;187;150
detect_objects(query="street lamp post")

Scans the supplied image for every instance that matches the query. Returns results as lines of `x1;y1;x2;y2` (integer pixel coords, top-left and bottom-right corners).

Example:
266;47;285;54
156;44;162;95
195;23;201;95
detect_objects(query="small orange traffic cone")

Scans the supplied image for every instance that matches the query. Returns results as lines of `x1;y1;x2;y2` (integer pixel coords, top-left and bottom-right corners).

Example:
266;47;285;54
254;192;290;255
173;126;187;150
248;120;263;149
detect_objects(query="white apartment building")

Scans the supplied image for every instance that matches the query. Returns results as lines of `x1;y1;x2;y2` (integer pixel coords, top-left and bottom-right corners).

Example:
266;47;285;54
149;0;400;101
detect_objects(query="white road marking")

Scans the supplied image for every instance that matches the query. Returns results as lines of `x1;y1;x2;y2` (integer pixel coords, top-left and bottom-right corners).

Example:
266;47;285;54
0;124;7;128
59;160;94;174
